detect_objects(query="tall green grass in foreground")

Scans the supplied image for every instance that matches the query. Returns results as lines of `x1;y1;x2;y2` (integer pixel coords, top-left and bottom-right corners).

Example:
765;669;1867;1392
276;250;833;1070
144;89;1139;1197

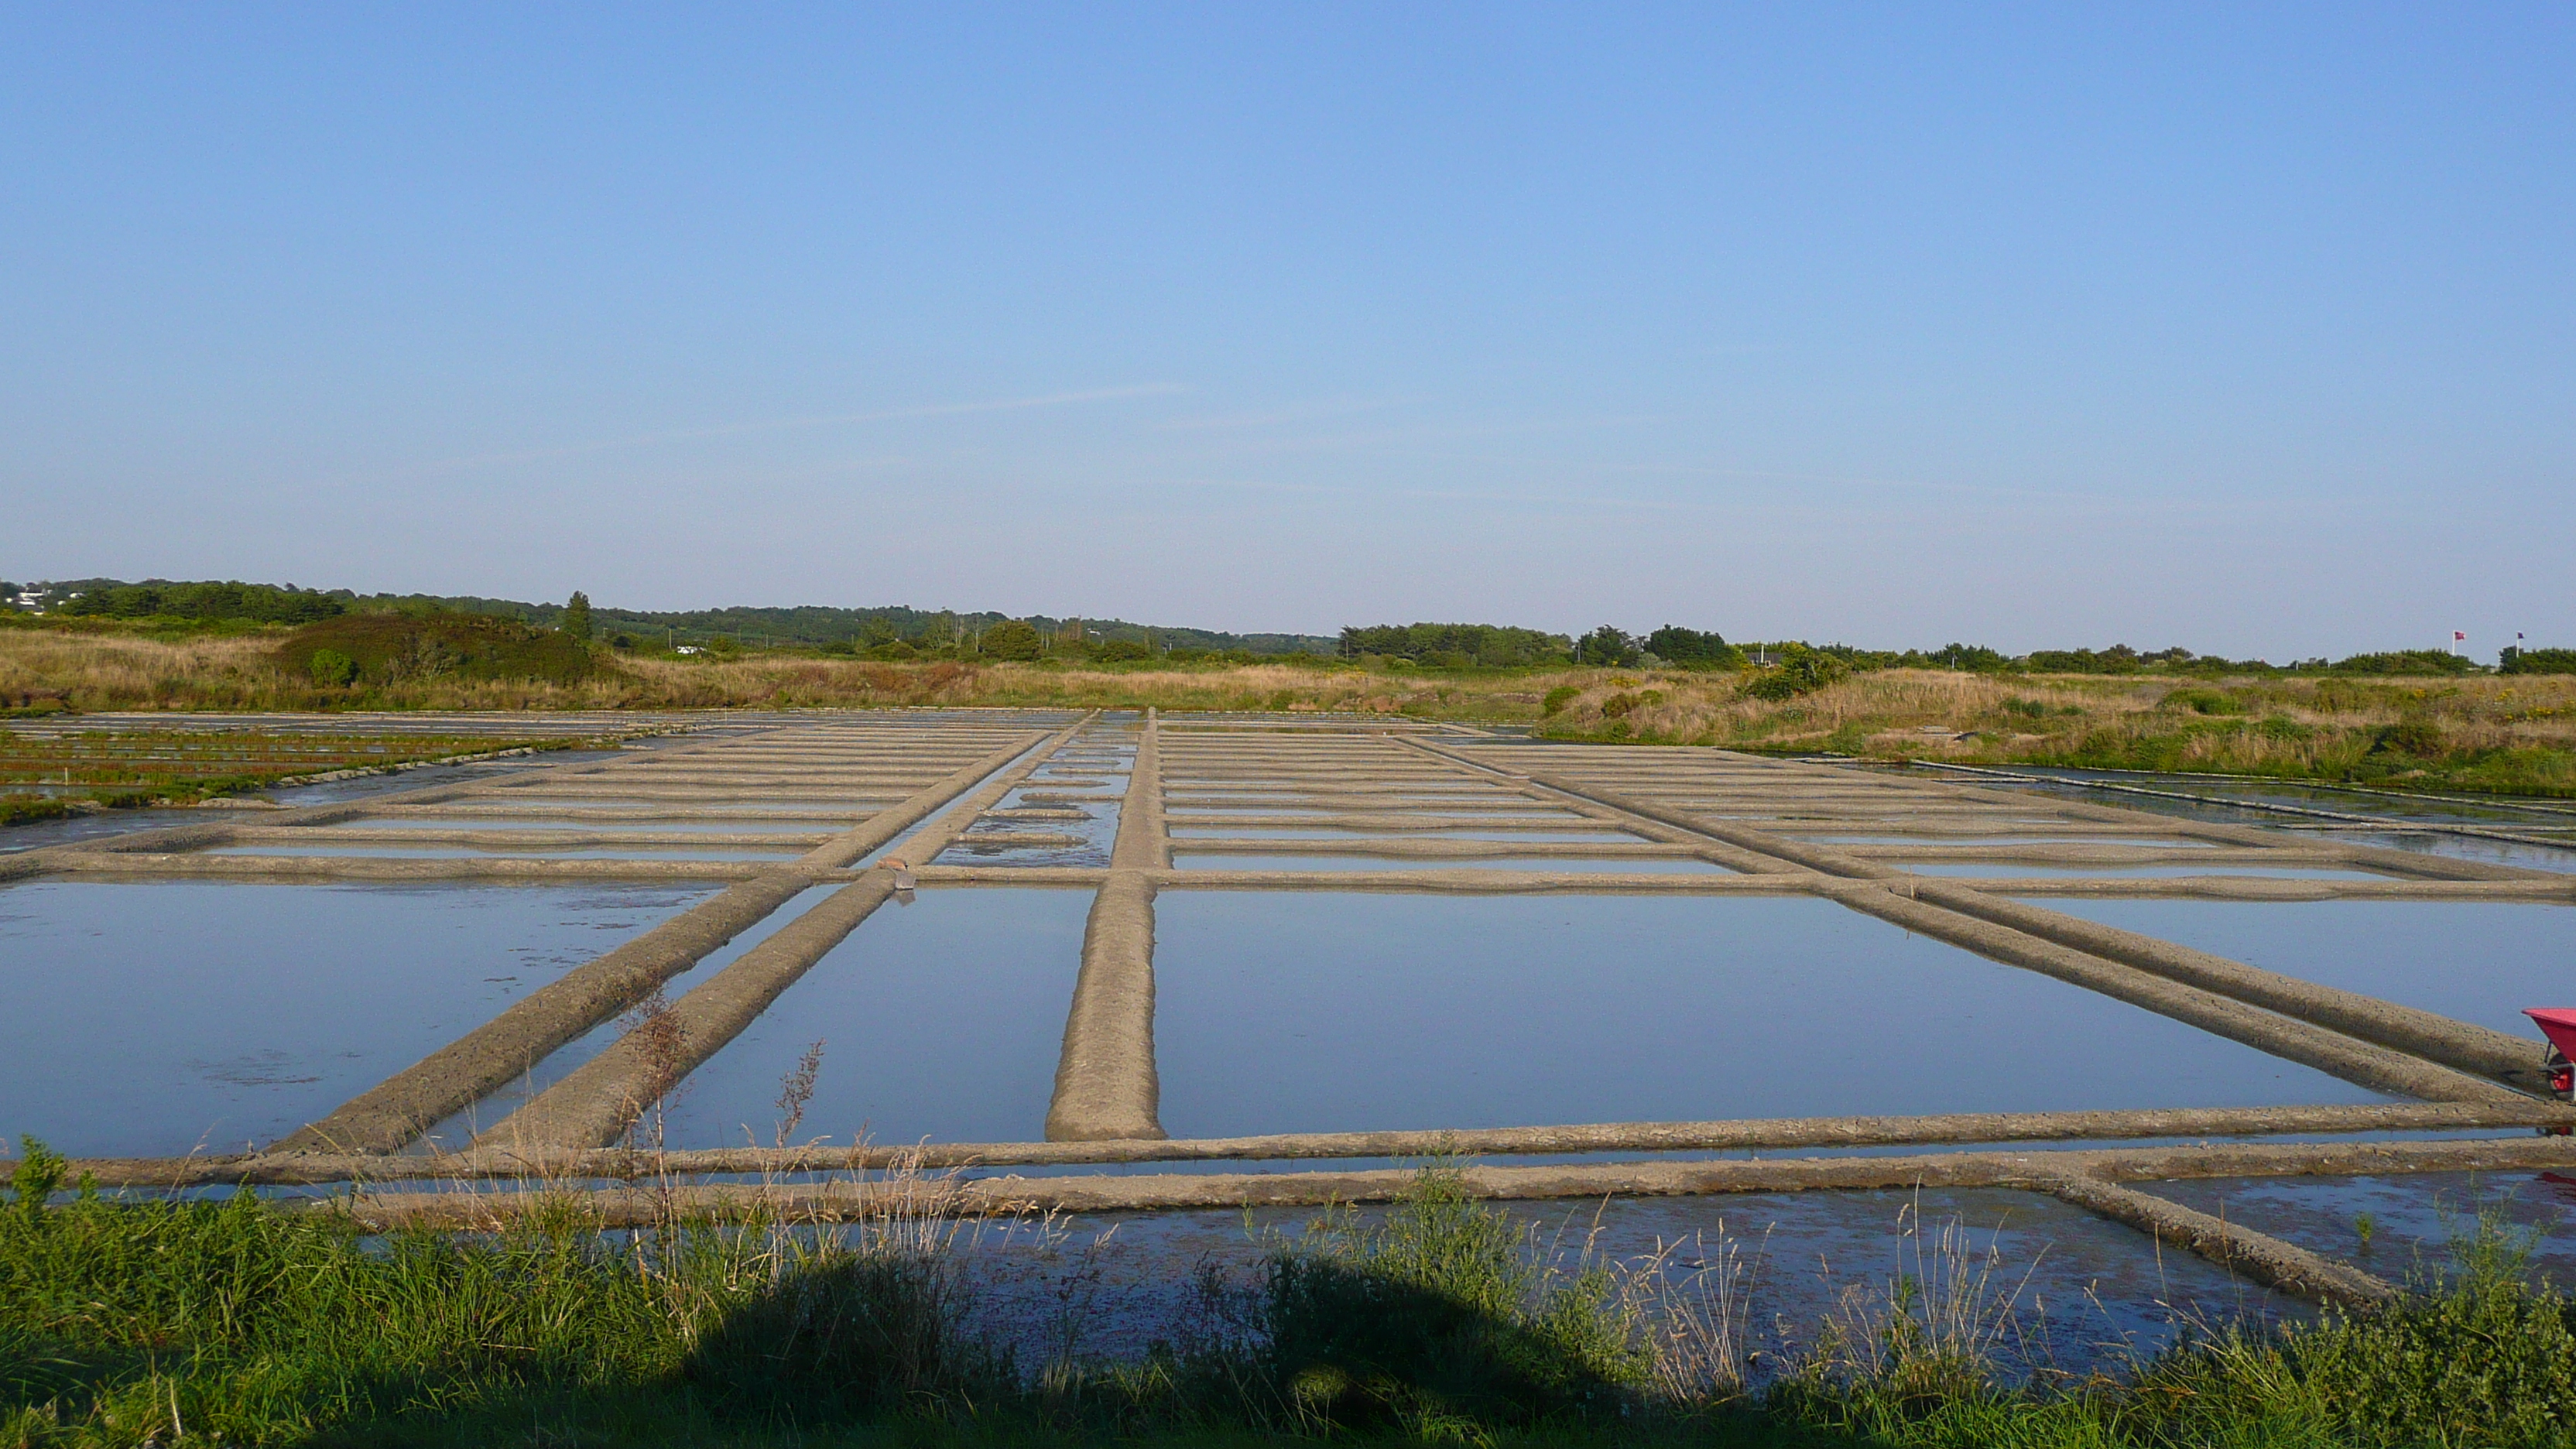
8;1141;2576;1447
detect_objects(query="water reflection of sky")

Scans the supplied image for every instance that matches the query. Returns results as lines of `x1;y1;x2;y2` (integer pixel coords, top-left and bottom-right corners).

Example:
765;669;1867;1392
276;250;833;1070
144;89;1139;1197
0;879;712;1156
1153;892;2386;1140
2023;898;2576;1039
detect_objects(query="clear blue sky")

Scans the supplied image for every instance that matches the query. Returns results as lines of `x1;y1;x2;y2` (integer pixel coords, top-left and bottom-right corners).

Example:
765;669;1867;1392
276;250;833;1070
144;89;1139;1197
5;5;2568;657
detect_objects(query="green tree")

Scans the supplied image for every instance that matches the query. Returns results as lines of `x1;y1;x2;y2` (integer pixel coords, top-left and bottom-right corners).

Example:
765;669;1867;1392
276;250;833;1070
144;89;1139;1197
561;591;593;641
1573;625;1639;667
1645;625;1746;670
2502;646;2576;675
1337;622;1572;666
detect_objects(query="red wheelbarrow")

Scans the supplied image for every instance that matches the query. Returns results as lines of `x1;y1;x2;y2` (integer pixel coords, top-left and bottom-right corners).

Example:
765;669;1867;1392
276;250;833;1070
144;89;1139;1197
2526;1009;2576;1098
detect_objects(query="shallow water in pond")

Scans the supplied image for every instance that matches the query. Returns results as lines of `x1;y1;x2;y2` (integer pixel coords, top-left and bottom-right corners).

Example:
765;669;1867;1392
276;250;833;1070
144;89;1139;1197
0;880;714;1156
1962;772;2576;874
1169;853;1728;874
1898;862;2389;879
2147;1170;2576;1289
416;883;848;1152
203;845;802;861
657;888;1092;1149
1801;834;2216;848
1169;827;1642;841
2019;899;2576;1039
348;817;830;834
968;1186;2300;1375
1151;894;2386;1139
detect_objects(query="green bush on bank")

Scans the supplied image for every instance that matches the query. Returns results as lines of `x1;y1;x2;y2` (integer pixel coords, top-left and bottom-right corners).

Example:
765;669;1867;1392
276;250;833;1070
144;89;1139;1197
1742;644;1848;701
978;620;1043;662
0;795;73;827
2503;646;2576;676
275;611;601;689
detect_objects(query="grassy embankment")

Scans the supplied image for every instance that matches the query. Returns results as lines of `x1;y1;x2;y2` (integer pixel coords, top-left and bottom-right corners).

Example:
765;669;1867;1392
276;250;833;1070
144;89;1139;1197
9;617;2576;796
5;1146;2571;1448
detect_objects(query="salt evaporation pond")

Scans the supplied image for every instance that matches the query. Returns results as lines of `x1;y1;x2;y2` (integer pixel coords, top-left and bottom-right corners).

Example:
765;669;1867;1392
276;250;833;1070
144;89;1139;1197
2024;899;2576;1040
1149;892;2386;1139
656;887;1092;1149
0;879;712;1157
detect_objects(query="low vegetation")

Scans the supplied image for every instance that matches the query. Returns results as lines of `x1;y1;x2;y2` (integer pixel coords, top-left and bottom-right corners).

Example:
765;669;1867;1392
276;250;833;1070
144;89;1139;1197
9;614;2576;795
0;728;581;817
1532;669;2576;796
276;611;601;689
5;1147;2571;1447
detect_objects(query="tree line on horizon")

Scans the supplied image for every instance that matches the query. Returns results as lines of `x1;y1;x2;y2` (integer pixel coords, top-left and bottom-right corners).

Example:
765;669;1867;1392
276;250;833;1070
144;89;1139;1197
2;577;1337;656
5;579;2570;676
1337;620;2576;677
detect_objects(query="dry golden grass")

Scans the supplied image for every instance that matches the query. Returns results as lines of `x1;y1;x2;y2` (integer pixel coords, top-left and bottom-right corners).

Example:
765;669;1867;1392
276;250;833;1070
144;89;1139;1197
10;622;2574;792
1538;668;2576;793
0;626;1489;716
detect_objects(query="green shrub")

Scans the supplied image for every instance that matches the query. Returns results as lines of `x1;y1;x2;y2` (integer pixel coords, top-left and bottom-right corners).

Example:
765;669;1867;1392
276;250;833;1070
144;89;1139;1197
2286;1221;2576;1446
1094;639;1153;663
307;648;359;687
2331;649;2476;677
1742;645;1848;701
2373;718;2448;758
2502;646;2576;675
2000;697;2049;718
1542;686;1580;715
980;620;1042;661
276;612;598;688
2160;687;2242;715
1338;622;1571;666
0;795;74;827
1600;692;1642;719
